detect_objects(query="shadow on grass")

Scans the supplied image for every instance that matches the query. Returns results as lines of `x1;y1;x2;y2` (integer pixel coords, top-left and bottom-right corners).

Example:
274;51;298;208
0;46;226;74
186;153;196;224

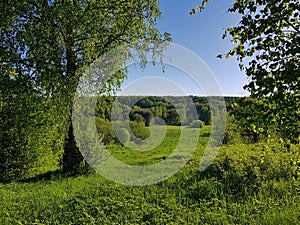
16;170;68;183
16;168;95;184
200;132;211;137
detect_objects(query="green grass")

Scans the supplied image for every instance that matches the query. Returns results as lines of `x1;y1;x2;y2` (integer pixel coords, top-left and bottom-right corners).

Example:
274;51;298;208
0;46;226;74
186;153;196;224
108;125;209;166
0;125;299;224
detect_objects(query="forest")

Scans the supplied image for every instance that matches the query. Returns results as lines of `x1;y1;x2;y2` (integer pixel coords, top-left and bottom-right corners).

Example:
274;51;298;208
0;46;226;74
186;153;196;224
95;95;238;125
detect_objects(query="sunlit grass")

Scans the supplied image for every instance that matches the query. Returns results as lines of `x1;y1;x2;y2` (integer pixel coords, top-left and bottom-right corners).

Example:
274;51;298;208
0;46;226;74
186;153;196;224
0;125;299;225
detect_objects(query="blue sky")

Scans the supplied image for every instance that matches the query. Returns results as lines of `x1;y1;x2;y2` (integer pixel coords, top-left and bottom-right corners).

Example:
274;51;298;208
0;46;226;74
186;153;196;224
120;0;249;97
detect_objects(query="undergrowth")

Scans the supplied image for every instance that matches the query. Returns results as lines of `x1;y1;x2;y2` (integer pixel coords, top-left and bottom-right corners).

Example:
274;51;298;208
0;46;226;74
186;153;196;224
0;126;299;224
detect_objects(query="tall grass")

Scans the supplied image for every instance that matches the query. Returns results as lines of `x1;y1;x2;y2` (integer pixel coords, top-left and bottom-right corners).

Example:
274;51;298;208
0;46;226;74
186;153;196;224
0;125;299;224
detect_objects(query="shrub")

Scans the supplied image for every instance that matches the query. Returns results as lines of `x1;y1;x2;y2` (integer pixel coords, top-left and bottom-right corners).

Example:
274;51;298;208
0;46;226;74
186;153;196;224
189;120;205;128
129;121;151;140
0;90;68;182
150;117;166;126
95;118;152;146
131;113;145;124
129;108;154;126
179;121;190;126
222;115;243;145
115;128;130;145
201;143;298;195
95;118;116;145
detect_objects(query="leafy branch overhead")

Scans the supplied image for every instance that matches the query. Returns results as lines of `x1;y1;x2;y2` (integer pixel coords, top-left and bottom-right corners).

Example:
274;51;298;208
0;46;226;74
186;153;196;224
0;0;169;179
192;0;299;142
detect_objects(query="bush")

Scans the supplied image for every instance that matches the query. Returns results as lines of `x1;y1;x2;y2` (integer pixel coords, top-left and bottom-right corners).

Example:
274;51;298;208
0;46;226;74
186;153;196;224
129;121;151;140
95;118;152;146
131;113;145;124
129;108;154;126
222;115;243;145
189;120;205;128
150;117;166;126
115;128;130;145
201;143;298;195
0;89;68;182
179;121;190;126
95;118;116;145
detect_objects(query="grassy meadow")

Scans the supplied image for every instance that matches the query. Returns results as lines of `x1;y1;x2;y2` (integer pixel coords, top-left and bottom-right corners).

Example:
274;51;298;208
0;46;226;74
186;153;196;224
0;126;299;224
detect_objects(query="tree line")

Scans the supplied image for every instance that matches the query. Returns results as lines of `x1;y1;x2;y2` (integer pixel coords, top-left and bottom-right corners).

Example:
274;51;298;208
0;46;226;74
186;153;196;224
95;95;239;126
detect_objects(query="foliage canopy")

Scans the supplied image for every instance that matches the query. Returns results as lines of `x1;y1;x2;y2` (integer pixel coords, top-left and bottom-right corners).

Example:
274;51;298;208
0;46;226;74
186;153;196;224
0;0;169;178
192;0;300;142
